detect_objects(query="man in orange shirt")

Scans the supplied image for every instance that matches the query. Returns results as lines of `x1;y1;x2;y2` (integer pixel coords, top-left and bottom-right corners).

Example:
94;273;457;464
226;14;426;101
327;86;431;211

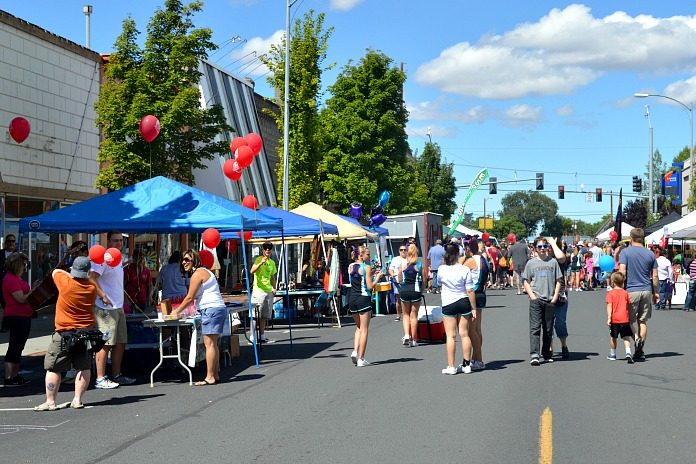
34;257;97;411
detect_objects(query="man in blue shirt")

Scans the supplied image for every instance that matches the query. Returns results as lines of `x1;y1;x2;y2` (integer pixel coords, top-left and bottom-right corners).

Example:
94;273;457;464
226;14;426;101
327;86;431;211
427;239;446;294
618;228;658;360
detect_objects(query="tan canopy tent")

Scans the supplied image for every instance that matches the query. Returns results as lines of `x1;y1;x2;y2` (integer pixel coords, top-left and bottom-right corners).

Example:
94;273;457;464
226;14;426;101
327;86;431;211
291;202;378;241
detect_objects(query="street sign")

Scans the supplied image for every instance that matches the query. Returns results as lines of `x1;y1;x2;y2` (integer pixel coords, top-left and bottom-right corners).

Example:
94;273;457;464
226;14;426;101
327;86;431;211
478;217;494;229
586;193;594;202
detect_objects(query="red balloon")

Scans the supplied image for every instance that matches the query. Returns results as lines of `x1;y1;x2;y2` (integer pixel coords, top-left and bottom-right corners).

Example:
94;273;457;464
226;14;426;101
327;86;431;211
226;239;238;254
507;233;516;244
609;230;619;242
199;249;214;269
139;115;160;142
242;195;258;210
237;230;253;241
235;145;254;169
202;228;221;249
245;132;263;155
89;245;106;265
223;159;243;181
230;137;248;154
482;232;490;242
104;248;122;267
9;117;30;143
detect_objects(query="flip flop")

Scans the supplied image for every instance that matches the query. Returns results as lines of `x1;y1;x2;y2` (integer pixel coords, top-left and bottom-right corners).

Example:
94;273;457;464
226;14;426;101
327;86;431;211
194;379;217;386
33;402;57;412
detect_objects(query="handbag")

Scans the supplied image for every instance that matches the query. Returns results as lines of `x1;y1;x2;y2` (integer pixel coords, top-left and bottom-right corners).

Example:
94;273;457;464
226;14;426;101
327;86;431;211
61;329;106;355
555;291;568;306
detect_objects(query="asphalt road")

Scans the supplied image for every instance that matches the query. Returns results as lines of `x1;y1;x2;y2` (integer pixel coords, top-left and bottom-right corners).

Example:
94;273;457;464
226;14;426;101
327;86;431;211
2;288;695;464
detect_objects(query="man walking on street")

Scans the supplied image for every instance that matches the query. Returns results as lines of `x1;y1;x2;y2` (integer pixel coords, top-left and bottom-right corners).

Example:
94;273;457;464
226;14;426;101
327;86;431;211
509;236;530;295
90;231;135;388
427;239;445;294
618;228;658;360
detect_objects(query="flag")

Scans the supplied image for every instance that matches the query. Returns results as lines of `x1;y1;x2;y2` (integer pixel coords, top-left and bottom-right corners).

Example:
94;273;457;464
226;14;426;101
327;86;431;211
613;188;622;241
447;168;489;236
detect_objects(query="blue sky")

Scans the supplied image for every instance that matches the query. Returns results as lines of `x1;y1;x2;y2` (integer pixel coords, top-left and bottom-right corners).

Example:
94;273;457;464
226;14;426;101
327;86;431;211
5;0;696;227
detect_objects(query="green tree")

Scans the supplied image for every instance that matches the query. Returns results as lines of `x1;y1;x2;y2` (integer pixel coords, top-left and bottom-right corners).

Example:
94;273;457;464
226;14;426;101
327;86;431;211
540;215;574;237
415;142;456;221
319;50;413;213
491;215;526;240
673;146;690;163
643;148;667;196
623;199;648;229
95;0;230;190
500;191;558;237
261;10;333;208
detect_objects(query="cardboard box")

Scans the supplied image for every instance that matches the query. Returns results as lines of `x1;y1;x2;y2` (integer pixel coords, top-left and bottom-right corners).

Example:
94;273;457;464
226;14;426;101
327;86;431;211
230;335;240;358
159;299;172;319
374;281;391;292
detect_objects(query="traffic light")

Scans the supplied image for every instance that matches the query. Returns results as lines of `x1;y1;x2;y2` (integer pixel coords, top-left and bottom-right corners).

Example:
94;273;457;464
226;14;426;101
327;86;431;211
558;185;564;199
536;173;544;190
596;188;602;202
632;176;642;192
489;176;497;194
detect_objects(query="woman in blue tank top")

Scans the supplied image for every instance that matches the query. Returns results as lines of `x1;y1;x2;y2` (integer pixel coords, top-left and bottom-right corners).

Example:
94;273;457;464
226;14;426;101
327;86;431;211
348;245;383;367
398;244;425;347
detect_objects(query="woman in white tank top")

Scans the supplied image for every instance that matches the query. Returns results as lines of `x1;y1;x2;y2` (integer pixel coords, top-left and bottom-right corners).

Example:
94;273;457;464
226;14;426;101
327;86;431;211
173;249;227;386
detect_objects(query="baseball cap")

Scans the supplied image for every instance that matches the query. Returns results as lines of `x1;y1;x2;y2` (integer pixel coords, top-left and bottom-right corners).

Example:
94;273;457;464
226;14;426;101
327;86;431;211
70;256;91;278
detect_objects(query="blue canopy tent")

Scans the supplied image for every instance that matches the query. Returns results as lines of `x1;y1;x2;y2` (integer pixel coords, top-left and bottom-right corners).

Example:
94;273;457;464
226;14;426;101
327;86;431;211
18;176;285;368
19;176;282;234
220;206;338;239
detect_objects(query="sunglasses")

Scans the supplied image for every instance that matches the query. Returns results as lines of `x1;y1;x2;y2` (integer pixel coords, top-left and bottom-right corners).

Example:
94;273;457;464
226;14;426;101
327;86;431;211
536;244;549;249
399;248;407;252
182;257;192;263
262;246;273;251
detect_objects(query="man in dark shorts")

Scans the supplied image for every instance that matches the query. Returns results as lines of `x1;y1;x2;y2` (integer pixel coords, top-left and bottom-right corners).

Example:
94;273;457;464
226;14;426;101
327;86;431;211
34;257;97;411
509;236;530;295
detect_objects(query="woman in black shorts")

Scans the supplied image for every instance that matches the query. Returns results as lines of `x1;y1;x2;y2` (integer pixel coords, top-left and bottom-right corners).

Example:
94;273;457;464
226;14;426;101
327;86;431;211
398;244;425;347
348;245;383;367
436;243;477;374
464;239;490;371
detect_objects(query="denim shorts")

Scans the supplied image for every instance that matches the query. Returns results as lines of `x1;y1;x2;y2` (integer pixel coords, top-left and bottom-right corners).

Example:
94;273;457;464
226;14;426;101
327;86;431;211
200;306;228;335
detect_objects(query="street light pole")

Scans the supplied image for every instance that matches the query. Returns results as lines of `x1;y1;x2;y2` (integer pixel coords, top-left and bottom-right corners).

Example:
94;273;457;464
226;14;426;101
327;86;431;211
634;92;694;210
645;105;654;213
283;0;298;212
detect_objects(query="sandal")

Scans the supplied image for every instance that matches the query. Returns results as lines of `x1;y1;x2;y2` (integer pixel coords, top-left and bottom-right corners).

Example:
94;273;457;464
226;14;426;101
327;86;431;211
70;400;84;409
194;379;217;386
33;402;57;412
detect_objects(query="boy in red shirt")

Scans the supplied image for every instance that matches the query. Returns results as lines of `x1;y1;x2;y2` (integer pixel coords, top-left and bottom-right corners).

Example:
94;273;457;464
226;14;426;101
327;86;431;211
605;272;634;363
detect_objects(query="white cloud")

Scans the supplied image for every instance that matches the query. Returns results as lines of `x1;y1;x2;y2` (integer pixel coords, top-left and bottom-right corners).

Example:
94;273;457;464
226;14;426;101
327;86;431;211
228;30;284;76
407;99;488;123
555;105;575;116
664;76;696;108
330;0;364;11
415;4;696;99
502;104;544;127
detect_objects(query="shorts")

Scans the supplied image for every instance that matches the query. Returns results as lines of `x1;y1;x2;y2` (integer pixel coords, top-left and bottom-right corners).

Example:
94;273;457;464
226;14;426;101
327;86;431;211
44;331;92;372
251;289;274;319
475;292;486;309
93;307;127;345
442;297;473;317
200;306;228;335
609;323;634;339
513;265;525;276
400;290;422;303
349;295;372;314
628;291;653;322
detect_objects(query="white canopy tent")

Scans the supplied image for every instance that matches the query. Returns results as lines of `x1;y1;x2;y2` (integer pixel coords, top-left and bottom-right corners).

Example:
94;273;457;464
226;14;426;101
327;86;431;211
596;222;636;241
645;211;696;243
454;224;483;236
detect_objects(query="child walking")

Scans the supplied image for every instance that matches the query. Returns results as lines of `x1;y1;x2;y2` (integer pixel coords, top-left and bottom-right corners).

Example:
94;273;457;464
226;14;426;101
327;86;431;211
605;272;634;363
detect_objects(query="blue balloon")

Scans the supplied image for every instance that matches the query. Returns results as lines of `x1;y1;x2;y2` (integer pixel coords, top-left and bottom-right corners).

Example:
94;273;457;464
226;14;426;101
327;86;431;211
370;213;387;227
598;255;614;273
378;190;390;209
349;203;363;219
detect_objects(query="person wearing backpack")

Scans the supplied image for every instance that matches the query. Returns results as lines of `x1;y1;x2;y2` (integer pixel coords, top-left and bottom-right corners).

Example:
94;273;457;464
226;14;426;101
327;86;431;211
497;246;509;289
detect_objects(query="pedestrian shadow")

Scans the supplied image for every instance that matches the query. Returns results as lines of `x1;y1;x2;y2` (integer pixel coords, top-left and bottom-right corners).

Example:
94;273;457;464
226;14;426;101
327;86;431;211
564;351;599;361
87;394;165;407
644;351;683;360
313;354;352;359
327;347;354;352
226;373;264;382
484;359;525;370
370;357;422;366
482;305;506;309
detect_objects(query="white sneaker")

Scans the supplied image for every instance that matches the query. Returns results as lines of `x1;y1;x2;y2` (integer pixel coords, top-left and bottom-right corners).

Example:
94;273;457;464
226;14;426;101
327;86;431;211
458;362;472;374
95;377;119;389
441;366;458;375
350;351;358;365
401;336;410;346
410;340;419;347
356;358;370;367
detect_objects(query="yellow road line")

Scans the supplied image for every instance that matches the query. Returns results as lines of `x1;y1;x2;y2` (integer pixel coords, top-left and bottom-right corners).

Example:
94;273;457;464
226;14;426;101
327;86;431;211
539;407;553;464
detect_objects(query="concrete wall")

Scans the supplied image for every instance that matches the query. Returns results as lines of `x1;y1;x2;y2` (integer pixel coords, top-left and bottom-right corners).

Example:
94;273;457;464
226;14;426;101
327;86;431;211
0;10;101;201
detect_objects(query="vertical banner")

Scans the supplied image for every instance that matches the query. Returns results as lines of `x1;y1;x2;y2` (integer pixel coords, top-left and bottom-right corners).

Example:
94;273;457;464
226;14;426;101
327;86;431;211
447;168;489;236
614;189;622;240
